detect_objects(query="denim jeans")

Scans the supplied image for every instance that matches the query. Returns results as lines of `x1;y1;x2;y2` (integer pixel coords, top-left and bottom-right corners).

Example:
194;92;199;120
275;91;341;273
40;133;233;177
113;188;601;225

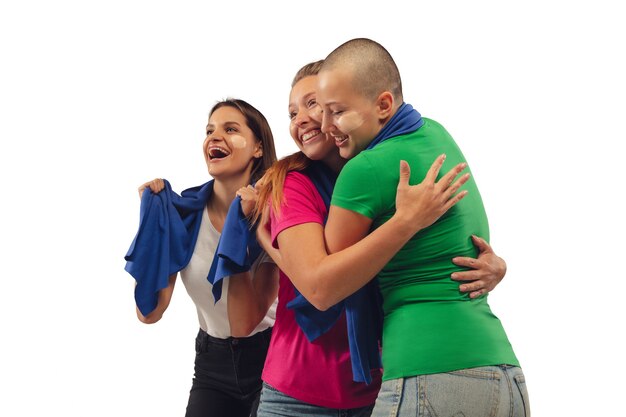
257;382;374;417
184;327;272;417
372;365;530;417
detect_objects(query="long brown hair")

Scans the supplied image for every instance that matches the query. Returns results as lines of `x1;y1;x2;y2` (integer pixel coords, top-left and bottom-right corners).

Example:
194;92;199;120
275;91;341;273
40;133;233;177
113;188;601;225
251;61;323;224
209;98;277;184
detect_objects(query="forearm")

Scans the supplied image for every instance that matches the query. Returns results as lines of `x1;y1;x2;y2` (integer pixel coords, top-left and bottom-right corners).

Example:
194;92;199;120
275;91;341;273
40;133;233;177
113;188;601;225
136;274;177;324
281;216;414;310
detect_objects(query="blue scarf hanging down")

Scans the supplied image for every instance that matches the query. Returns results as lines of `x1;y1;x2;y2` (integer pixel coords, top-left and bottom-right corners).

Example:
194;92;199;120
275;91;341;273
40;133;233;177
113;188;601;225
286;161;345;339
207;194;262;303
124;179;260;316
285;160;383;384
286;104;424;384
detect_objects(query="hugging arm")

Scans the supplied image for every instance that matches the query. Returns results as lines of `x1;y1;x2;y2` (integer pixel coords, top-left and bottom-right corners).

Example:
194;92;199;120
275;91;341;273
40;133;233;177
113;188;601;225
259;156;468;310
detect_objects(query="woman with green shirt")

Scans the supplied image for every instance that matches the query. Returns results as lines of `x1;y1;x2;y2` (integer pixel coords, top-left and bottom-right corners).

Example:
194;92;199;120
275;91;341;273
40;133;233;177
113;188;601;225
315;38;529;417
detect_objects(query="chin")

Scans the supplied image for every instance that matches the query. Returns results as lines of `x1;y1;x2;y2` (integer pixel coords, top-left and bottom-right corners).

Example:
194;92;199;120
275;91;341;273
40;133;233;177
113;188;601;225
339;148;355;160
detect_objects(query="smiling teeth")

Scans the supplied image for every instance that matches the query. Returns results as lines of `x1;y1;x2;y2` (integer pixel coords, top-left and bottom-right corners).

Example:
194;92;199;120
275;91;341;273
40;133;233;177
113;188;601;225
208;146;231;159
301;130;320;143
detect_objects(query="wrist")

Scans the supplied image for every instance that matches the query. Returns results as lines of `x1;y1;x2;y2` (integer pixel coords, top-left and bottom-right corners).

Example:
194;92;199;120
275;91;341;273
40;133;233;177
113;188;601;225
388;214;421;240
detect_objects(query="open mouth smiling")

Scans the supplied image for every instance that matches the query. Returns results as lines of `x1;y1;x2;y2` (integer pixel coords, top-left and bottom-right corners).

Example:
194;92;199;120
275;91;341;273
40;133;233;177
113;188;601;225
301;129;322;144
334;135;349;146
208;146;231;160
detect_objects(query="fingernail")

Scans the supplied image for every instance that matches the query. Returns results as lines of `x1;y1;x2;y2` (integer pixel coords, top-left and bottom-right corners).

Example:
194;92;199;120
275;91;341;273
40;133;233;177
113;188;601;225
459;285;466;291
451;272;458;278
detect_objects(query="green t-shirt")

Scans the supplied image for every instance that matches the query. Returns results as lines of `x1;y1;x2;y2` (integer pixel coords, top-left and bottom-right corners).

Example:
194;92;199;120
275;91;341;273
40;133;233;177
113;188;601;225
331;118;519;380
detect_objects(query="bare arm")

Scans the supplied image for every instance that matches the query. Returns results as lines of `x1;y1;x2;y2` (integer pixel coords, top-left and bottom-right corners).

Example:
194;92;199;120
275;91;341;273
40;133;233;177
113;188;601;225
227;262;279;337
136;273;177;324
260;156;469;310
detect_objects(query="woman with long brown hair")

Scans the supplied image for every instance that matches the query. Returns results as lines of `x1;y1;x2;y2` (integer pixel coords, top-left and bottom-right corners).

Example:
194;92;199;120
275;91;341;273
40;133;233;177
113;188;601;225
126;98;279;417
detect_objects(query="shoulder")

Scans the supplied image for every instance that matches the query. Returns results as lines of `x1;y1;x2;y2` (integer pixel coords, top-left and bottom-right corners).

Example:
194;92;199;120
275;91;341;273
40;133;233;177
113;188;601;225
283;171;318;199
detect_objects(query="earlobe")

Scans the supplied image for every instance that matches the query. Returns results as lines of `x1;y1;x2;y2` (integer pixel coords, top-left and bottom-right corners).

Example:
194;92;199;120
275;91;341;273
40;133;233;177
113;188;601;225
254;145;263;158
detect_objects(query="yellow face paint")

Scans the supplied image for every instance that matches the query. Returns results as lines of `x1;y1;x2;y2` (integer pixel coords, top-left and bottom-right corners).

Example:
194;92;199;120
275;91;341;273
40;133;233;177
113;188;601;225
230;135;248;149
335;111;364;134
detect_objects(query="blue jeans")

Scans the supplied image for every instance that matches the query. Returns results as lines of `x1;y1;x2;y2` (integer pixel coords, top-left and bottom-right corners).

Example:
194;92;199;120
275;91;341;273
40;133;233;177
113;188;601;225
372;365;530;417
257;382;374;417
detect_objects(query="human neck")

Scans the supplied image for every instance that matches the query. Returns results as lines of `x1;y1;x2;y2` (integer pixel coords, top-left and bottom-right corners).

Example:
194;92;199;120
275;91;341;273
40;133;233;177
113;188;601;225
207;174;251;232
210;175;249;212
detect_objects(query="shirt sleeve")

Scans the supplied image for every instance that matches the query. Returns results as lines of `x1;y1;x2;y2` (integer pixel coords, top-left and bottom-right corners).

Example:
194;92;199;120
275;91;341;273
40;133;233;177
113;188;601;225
270;171;327;248
330;154;383;219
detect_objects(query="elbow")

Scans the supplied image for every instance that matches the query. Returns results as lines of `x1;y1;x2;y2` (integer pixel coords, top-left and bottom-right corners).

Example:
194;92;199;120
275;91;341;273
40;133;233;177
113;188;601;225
307;290;336;312
136;309;162;324
310;298;333;312
296;274;336;311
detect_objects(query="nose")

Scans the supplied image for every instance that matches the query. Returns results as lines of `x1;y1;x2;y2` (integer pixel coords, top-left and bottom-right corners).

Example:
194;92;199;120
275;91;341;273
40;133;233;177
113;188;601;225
294;111;310;128
320;110;332;134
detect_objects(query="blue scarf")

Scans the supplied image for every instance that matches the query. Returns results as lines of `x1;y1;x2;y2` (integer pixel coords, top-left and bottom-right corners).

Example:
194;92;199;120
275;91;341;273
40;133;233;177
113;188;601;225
286;104;424;384
366;102;423;150
285;160;384;384
285;161;345;339
124;180;260;315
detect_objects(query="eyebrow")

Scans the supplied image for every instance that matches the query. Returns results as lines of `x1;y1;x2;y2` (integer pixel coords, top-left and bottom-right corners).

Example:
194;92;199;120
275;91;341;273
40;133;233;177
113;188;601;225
289;92;317;110
206;121;242;128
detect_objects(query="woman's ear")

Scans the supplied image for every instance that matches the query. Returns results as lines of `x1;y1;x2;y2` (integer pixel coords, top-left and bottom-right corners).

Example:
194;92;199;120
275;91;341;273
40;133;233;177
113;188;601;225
377;91;395;120
253;142;263;159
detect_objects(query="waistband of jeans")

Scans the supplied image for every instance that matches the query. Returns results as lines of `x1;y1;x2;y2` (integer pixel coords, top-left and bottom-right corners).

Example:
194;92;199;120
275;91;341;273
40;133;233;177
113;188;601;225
196;326;272;350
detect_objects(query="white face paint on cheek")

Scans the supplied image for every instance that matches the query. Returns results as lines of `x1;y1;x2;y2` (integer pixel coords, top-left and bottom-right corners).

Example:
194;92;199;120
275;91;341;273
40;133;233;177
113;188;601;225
335;111;364;134
230;135;248;149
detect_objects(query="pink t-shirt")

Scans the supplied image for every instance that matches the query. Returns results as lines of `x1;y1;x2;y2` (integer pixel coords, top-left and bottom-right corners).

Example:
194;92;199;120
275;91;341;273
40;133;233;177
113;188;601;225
261;171;381;409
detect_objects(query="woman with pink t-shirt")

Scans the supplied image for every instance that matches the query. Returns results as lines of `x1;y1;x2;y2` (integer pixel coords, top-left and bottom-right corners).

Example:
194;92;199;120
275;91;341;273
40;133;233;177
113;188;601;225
239;61;508;417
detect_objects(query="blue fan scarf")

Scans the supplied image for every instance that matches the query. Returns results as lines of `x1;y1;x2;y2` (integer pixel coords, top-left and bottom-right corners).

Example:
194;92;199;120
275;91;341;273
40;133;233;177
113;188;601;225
124;180;261;316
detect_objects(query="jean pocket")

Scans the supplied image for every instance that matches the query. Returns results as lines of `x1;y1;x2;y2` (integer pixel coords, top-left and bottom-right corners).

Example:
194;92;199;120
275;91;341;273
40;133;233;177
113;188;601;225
514;374;530;417
421;369;500;417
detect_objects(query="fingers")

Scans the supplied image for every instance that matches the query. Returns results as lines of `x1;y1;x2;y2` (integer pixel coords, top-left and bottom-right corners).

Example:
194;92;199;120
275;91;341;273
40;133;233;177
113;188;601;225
138;179;164;197
149;178;164;194
442;189;468;211
451;256;482;271
437;162;467;191
397;160;411;189
456;278;489;299
423;154;446;183
445;172;470;197
471;235;493;254
236;185;259;200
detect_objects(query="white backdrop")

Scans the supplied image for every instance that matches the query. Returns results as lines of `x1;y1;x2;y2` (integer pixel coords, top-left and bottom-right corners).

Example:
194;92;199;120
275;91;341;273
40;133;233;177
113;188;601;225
1;1;624;416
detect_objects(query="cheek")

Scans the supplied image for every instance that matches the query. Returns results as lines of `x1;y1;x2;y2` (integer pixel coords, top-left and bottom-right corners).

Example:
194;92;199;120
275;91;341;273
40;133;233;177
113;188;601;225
336;111;364;134
230;135;248;149
309;106;323;123
289;121;298;141
202;138;210;158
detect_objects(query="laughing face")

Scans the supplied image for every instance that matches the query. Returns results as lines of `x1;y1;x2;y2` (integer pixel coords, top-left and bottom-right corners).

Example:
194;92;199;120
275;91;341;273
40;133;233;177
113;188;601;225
288;75;339;164
203;106;263;180
317;67;383;160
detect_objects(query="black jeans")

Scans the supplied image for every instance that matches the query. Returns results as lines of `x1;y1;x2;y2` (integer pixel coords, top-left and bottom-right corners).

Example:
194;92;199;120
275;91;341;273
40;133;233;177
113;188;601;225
185;327;272;417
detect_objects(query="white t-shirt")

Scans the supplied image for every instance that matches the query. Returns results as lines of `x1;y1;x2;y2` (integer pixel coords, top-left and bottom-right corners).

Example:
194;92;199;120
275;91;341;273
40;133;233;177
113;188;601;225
180;207;277;339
